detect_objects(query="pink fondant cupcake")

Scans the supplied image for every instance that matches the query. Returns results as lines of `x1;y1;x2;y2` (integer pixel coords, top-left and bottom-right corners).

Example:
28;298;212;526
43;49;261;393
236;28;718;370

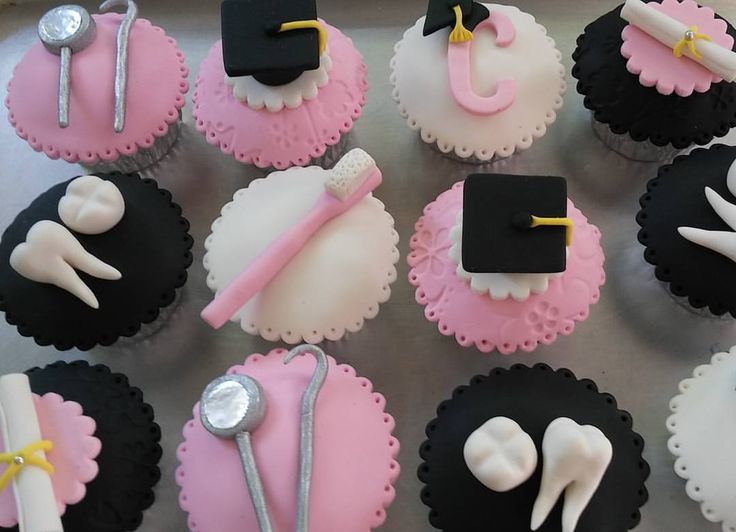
192;0;368;170
408;174;605;354
176;345;400;532
6;3;188;173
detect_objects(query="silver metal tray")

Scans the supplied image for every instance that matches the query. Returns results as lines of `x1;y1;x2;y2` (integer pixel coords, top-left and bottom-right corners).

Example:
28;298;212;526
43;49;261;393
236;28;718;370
1;0;735;530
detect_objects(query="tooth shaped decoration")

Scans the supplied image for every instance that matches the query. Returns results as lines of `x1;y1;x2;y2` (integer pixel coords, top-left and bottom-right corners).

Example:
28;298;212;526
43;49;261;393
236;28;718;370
530;417;613;532
727;157;736;197
678;186;736;263
9;220;122;309
57;175;125;235
463;417;537;492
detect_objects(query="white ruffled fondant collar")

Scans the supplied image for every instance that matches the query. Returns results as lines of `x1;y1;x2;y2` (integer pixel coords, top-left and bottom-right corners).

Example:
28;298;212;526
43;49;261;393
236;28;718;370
448;210;563;302
225;51;333;112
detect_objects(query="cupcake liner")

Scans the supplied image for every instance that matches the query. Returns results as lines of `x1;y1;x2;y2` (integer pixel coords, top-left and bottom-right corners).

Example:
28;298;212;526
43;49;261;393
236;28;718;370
658;279;733;321
408;181;605;354
428;136;517;165
419;364;650;532
591;115;684;163
85;117;182;174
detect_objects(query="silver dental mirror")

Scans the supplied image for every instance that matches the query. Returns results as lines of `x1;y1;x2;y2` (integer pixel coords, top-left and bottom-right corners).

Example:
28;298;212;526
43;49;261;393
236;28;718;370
38;5;97;128
99;0;138;132
284;344;329;532
200;374;274;532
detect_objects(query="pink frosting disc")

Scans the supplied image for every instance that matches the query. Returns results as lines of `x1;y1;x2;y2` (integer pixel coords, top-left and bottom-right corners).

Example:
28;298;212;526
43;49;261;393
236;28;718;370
0;393;101;526
621;0;733;97
192;22;368;169
176;348;400;532
5;13;189;165
408;181;605;354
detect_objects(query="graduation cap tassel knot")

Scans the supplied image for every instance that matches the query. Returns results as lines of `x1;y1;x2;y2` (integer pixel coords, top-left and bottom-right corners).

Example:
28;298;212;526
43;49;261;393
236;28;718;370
449;4;474;43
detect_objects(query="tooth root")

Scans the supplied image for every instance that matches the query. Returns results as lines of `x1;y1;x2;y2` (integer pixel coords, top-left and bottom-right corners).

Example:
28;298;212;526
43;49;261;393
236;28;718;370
727;158;736;197
66;245;122;280
52;259;100;309
531;418;613;532
704;187;736;231
678;227;736;263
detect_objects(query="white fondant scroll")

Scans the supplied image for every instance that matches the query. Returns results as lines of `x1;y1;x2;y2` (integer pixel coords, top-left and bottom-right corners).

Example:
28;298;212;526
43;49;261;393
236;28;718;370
531;418;612;532
225;52;332;112
57;176;125;235
9;220;121;309
0;374;62;532
621;0;736;81
678;186;736;263
463;417;537;492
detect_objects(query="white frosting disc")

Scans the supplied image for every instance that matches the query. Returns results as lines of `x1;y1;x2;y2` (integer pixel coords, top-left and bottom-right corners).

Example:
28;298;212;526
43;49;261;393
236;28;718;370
204;166;399;344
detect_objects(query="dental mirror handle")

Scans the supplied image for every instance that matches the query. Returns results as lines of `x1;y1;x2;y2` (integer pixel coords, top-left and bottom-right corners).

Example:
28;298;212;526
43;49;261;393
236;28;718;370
235;431;274;532
58;47;71;128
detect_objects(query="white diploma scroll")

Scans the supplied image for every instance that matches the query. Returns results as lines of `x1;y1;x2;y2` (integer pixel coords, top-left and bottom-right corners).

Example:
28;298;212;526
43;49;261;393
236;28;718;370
0;374;62;532
622;0;736;82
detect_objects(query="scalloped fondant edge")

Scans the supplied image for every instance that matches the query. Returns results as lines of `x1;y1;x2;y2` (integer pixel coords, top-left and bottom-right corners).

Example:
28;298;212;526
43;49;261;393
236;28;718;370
4;18;189;166
389;7;567;162
418;364;650;531
202;168;400;344
191;28;368;170
666;348;736;531
175;348;401;532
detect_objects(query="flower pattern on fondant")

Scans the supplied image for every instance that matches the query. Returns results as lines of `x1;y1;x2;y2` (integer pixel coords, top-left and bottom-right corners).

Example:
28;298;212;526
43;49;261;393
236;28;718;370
192;23;367;169
408;182;605;354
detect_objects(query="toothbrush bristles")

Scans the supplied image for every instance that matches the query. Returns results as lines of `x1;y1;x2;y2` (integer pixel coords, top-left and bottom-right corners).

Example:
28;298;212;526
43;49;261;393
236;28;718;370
325;148;377;200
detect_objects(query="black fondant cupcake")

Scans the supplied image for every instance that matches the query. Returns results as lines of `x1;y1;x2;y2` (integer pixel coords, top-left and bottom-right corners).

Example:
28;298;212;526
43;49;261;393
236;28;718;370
0;172;193;350
0;361;161;532
637;144;736;318
419;364;649;532
572;0;736;162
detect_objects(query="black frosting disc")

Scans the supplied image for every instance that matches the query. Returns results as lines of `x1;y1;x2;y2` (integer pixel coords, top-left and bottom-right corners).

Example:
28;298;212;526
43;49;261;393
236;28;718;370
0;173;194;351
0;361;162;532
418;364;649;532
637;144;736;316
572;2;736;149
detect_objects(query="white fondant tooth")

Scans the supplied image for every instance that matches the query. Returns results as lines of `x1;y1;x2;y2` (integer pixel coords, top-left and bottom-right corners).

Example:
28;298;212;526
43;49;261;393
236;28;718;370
531;417;612;532
325;149;377;200
58;175;125;235
463;417;538;492
678;227;736;262
727;158;736;197
9;220;121;309
704;187;736;231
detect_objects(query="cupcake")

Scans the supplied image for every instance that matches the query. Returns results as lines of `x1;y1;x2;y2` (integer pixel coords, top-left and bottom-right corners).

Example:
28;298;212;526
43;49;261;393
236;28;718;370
572;0;736;162
636;145;736;318
419;363;650;532
390;1;566;163
667;347;736;530
408;174;605;354
176;344;400;531
200;149;399;344
0;360;161;532
0;172;194;350
192;0;368;170
5;3;189;173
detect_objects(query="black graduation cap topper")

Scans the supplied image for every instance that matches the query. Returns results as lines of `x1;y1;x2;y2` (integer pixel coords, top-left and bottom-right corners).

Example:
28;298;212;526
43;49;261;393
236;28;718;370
221;0;327;86
461;174;574;274
423;0;490;41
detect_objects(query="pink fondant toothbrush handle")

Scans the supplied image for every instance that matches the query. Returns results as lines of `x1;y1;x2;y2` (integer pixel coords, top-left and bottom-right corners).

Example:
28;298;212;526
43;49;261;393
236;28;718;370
201;169;382;329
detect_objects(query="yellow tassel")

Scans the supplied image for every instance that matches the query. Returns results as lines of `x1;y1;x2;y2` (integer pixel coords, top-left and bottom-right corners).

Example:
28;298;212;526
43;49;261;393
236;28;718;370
279;20;328;55
0;440;54;492
673;25;712;61
530;216;574;246
449;4;473;43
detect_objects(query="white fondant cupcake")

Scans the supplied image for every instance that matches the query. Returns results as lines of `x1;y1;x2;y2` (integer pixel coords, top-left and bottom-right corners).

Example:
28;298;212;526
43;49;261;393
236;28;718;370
200;149;399;343
390;1;566;163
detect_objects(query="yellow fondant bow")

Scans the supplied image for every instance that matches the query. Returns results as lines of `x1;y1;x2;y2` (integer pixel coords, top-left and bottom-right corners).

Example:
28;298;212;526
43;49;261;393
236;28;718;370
673;25;712;61
0;440;54;491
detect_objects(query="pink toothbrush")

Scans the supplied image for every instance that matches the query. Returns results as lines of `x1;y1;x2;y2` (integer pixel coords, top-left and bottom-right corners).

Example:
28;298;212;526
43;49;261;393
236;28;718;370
201;149;382;329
